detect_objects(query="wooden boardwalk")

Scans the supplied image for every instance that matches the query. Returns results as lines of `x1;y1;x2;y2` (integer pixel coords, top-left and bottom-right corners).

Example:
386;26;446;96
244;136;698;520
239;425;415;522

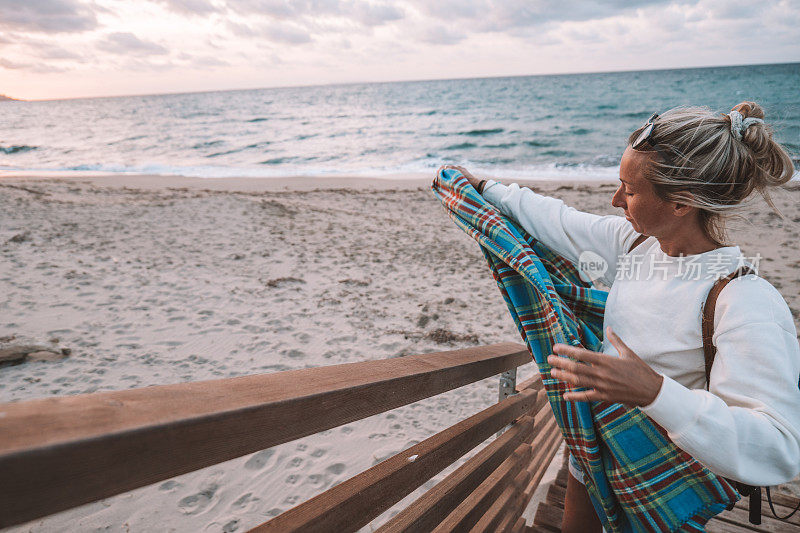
531;455;800;533
3;339;797;532
0;343;564;531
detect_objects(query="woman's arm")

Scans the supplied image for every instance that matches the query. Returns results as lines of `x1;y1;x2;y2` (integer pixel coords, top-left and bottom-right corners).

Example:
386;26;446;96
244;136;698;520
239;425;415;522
481;179;640;286
640;276;800;486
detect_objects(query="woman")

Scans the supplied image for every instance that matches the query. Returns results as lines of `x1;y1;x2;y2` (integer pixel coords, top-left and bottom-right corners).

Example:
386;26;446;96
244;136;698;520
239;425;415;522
447;101;800;532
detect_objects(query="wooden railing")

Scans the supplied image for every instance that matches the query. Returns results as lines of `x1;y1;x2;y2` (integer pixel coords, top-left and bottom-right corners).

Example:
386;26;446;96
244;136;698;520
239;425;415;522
0;342;562;531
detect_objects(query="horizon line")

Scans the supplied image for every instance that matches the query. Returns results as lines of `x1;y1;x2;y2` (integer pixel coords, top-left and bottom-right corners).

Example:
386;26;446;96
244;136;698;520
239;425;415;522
6;59;798;103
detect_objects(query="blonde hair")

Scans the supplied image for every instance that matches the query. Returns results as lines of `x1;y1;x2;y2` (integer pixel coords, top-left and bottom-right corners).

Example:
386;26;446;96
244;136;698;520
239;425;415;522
628;101;796;245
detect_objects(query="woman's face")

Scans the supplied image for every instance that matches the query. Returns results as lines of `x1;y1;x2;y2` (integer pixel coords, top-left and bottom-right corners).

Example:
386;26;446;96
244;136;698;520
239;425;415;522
611;145;678;238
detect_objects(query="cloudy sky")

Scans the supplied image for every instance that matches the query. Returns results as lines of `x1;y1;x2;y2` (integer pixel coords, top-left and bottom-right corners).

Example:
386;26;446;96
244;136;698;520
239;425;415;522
0;0;798;100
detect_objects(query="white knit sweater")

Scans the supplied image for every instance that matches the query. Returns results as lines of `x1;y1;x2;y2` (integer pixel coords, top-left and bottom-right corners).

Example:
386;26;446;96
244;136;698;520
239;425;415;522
483;180;800;486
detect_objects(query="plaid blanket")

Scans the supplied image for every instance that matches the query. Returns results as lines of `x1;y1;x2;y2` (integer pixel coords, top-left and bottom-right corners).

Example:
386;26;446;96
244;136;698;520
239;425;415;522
432;168;739;532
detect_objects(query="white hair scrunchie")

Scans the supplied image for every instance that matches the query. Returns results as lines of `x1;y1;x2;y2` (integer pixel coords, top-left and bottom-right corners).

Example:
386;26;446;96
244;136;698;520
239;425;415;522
728;110;764;141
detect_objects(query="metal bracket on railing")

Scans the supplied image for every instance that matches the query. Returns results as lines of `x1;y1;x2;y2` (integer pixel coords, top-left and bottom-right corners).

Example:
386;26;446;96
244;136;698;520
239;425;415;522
496;368;518;437
498;368;517;402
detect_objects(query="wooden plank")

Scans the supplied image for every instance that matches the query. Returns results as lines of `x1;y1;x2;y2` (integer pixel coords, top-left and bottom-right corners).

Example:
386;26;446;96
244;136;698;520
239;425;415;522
706;517;773;533
506;491;532;533
488;425;563;532
545;484;562;509
251;386;543;532
511;424;563;528
515;374;544;393
489;458;534;533
375;392;549;533
733;502;800;529
526;525;559;533
525;420;562;498
531;460;568;532
518;423;562;502
713;504;800;533
502;483;533;533
471;467;532;533
733;491;800;527
553;461;568;488
544;483;565;508
0;342;529;528
532;501;563;532
758;489;800;510
477;388;560;533
432;443;534;533
433;416;559;533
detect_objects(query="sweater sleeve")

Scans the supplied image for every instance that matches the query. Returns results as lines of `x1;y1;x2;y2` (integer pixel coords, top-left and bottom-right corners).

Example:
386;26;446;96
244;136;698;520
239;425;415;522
640;275;800;486
482;180;640;286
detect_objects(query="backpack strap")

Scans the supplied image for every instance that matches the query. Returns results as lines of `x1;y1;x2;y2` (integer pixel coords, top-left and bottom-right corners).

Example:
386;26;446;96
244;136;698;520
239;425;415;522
699;263;800;524
701;265;755;391
701;264;761;522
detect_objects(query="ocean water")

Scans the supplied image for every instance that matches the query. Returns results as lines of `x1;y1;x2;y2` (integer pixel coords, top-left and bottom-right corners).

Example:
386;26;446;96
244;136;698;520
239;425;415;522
1;62;798;180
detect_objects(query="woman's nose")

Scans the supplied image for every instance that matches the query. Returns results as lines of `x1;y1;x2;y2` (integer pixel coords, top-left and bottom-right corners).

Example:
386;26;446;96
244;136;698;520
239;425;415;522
611;187;625;208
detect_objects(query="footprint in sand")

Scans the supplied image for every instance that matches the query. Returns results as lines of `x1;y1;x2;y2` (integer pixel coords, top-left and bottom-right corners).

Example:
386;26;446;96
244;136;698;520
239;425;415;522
222;519;240;532
244;449;275;470
293;331;311;343
230;492;257;510
326;463;346;475
284;349;306;359
159;480;181;491
283;495;301;505
331;334;357;344
177;482;218;515
157;340;183;347
378;342;402;352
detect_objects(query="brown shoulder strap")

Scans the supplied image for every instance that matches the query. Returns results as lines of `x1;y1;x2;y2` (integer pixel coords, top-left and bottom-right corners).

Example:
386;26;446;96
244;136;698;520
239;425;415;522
627;234;648;254
702;265;756;390
701;265;797;523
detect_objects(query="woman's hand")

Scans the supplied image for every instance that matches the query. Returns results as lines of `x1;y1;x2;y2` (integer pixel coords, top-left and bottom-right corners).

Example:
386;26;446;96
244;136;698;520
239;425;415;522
547;327;664;407
438;165;482;191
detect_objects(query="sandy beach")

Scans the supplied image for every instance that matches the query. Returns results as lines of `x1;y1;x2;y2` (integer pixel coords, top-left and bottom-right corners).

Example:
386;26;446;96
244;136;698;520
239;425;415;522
1;173;798;532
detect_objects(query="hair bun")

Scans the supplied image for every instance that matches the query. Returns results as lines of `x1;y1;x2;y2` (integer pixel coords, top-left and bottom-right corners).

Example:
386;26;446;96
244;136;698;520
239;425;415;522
729;101;793;189
731;101;765;120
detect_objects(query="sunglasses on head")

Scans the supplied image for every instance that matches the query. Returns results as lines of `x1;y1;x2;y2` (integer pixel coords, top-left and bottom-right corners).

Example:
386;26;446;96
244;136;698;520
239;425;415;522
632;113;660;150
631;112;674;165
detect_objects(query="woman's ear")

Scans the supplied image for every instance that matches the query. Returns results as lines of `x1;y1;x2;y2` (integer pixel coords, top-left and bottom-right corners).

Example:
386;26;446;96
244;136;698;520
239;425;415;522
672;202;694;217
